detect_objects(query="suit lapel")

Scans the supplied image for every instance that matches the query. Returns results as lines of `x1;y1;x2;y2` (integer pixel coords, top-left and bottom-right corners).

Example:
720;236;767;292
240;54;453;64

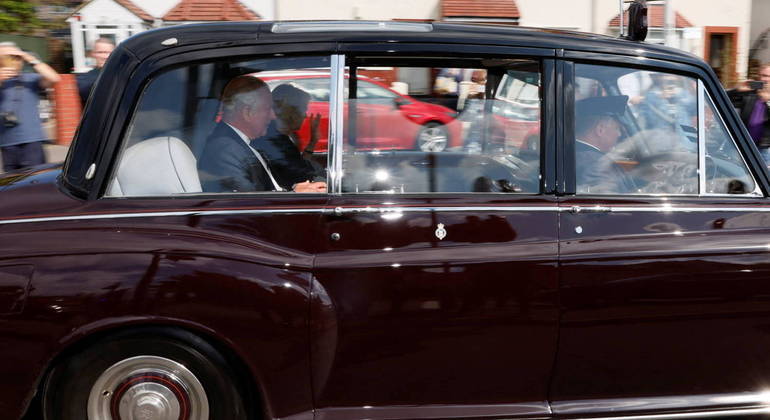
217;123;273;191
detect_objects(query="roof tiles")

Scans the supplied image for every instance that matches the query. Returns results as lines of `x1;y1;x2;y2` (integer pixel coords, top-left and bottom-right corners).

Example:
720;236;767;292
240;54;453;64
163;0;260;21
114;0;153;21
442;0;520;18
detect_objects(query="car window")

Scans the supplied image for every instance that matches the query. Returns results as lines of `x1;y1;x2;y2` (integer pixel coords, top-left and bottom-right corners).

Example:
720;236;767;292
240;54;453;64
106;56;331;197
574;63;758;196
576;64;699;195
704;91;756;194
340;60;541;194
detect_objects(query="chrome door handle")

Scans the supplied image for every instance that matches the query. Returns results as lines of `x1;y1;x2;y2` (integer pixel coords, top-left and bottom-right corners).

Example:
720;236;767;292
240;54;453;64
567;205;611;214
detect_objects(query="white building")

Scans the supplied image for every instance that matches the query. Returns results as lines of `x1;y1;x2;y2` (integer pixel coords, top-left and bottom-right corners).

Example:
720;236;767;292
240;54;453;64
68;0;770;85
67;0;272;72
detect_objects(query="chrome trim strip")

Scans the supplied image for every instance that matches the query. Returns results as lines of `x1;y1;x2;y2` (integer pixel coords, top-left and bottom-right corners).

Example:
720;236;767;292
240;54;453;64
573;406;770;420
595;205;770;213
271;21;433;34
0;208;326;225
554;391;770;415
697;78;706;195
328;54;345;195
333;206;560;214
8;204;770;226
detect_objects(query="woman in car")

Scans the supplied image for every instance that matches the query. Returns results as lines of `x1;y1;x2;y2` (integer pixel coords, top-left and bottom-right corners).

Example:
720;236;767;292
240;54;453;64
255;83;325;190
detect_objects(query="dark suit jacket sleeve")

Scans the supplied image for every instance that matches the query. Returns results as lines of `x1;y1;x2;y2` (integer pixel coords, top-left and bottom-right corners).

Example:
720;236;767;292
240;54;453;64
576;143;633;194
257;132;317;189
198;134;269;193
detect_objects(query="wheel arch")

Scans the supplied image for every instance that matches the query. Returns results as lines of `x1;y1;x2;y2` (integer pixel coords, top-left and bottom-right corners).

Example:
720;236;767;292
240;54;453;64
29;320;266;420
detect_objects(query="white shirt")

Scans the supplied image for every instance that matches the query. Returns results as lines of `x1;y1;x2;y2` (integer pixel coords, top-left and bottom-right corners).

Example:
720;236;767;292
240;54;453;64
226;123;284;192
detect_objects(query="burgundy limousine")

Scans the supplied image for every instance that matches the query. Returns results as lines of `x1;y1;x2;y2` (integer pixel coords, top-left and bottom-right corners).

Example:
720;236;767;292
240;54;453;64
3;4;770;420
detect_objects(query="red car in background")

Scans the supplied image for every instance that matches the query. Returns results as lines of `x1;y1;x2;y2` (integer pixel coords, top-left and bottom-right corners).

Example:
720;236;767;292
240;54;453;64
258;71;462;152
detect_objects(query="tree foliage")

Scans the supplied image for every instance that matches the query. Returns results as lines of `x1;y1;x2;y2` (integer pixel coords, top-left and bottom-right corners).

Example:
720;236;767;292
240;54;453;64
0;0;43;34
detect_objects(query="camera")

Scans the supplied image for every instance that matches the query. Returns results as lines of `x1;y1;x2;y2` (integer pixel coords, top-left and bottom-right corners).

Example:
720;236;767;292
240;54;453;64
0;111;18;128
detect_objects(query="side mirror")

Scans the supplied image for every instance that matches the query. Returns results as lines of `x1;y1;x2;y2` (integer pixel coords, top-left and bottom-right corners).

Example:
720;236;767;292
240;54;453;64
394;97;409;108
625;0;648;42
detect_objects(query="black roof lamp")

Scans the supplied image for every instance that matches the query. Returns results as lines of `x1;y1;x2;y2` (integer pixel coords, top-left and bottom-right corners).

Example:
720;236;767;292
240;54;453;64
624;0;648;42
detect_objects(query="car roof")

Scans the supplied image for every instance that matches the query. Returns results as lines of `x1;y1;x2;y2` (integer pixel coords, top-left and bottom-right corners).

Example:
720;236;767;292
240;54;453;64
117;20;703;67
62;20;716;200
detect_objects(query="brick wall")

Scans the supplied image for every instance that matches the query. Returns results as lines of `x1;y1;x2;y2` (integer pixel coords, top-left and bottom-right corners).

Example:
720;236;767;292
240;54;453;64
52;74;82;145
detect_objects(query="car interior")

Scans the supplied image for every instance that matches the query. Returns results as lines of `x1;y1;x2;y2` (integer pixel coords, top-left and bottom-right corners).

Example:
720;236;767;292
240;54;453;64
108;55;549;196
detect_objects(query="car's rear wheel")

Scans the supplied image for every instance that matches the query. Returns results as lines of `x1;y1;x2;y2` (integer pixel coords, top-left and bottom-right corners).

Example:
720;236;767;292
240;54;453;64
43;328;248;420
416;122;449;152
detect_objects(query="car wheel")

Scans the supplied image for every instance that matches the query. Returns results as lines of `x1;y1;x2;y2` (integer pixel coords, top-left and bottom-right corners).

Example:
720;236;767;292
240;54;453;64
43;328;248;420
416;122;449;152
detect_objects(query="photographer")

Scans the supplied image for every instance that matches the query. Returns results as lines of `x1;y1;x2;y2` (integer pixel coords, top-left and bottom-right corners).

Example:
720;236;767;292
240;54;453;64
0;42;60;172
727;63;770;163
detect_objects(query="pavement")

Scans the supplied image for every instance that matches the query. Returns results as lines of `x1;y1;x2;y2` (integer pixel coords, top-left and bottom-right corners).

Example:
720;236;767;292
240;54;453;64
44;143;69;163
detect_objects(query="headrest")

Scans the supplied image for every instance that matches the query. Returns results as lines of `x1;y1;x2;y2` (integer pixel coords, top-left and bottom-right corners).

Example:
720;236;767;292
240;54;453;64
107;136;201;196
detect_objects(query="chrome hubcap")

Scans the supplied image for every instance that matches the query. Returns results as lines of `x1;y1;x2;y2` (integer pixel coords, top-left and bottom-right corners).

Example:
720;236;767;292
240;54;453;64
418;126;448;152
87;355;209;420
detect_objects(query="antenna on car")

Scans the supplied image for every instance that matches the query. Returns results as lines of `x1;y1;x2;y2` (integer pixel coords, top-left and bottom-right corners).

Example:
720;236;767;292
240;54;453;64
622;0;649;42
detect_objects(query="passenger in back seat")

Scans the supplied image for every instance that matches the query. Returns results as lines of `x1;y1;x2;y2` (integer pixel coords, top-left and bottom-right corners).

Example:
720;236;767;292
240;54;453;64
255;83;325;190
198;75;326;193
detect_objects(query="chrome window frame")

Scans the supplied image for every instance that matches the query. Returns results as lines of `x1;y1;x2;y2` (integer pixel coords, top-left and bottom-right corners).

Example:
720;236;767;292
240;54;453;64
328;54;346;195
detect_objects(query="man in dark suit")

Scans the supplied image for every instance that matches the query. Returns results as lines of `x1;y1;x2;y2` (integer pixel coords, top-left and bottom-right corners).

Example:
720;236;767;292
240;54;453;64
76;37;115;105
575;95;635;194
198;76;326;193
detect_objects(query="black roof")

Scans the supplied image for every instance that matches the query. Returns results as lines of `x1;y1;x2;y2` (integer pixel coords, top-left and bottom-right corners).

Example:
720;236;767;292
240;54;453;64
117;20;703;67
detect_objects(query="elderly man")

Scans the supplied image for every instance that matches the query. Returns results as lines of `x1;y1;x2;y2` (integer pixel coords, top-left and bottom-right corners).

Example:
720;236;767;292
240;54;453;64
198;75;326;193
76;37;115;105
575;95;635;194
0;42;60;172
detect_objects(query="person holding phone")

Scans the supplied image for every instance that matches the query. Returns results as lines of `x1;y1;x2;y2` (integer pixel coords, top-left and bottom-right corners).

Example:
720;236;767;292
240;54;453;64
728;63;770;163
0;42;60;172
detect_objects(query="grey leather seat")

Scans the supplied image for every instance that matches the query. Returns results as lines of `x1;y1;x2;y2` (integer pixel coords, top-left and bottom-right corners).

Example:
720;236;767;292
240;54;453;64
107;136;202;196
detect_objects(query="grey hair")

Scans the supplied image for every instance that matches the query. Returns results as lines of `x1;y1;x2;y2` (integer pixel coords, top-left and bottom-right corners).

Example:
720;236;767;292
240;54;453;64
271;83;311;110
0;41;18;48
91;37;116;48
221;76;269;115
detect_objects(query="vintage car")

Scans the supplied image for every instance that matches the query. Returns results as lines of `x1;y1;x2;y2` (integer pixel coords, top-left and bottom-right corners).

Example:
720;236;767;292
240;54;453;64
4;6;770;420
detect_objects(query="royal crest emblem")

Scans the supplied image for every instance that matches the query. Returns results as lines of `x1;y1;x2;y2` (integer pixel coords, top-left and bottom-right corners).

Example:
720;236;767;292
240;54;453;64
435;223;447;240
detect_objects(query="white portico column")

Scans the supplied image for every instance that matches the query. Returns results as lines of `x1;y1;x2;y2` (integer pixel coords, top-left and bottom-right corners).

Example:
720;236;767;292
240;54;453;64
69;19;87;73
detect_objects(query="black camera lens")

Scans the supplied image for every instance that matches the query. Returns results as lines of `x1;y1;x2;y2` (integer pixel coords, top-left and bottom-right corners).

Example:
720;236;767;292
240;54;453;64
1;111;18;128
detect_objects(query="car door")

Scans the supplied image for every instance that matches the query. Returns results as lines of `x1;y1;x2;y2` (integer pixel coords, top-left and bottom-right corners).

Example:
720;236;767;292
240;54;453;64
310;51;561;419
552;58;770;418
79;50;337;419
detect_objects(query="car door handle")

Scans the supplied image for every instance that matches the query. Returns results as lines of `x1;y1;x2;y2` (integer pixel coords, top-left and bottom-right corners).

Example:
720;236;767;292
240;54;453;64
567;205;612;214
